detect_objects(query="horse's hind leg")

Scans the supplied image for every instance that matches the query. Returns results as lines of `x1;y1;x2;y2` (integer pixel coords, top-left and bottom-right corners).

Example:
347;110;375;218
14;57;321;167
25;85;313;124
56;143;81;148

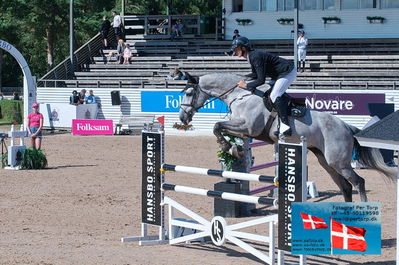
310;148;353;202
335;167;367;202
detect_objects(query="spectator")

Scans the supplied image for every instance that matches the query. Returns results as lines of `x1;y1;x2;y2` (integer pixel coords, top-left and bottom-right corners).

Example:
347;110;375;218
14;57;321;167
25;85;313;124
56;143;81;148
69;90;79;105
170;19;184;41
297;31;308;72
100;15;111;49
85;90;97;104
233;29;240;40
123;44;132;64
0;93;4;100
26;103;44;150
13;92;20;100
78;89;87;104
111;11;122;42
167;68;187;80
116;39;125;64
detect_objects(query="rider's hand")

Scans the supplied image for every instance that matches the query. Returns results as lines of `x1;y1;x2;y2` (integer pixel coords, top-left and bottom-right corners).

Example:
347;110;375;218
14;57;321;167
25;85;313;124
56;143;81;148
237;80;247;89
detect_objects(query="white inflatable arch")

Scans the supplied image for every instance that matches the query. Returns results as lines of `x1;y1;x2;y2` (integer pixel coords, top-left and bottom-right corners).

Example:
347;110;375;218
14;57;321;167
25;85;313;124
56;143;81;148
0;39;36;119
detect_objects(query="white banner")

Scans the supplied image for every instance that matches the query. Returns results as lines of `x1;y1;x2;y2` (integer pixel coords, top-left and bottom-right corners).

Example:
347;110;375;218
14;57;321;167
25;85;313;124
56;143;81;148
42;103;98;128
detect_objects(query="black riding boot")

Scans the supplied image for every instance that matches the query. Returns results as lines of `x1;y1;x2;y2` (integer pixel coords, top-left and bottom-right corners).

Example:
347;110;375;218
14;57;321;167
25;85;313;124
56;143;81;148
273;97;292;137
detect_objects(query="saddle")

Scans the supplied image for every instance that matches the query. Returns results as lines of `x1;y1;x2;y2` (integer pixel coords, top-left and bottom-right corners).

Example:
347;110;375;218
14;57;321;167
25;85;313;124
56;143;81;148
262;88;306;118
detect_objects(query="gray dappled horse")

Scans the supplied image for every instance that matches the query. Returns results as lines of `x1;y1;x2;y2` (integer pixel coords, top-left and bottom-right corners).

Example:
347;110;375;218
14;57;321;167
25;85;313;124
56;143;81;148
179;72;396;202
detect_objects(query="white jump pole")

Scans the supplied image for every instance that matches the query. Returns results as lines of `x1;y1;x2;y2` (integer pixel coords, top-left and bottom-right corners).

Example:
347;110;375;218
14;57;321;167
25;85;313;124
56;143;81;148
161;164;276;183
162;183;276;205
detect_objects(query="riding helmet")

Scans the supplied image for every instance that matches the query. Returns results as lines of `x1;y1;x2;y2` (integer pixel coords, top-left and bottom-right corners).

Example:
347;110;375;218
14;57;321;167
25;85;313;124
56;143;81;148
227;36;252;56
231;36;251;50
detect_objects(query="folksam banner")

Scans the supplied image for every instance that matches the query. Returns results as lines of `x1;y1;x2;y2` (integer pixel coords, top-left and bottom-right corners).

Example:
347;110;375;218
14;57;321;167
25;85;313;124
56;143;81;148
141;91;229;113
72;119;114;135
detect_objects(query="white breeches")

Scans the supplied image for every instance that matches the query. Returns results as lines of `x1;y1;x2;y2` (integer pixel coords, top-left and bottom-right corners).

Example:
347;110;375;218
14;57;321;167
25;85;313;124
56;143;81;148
270;68;297;103
298;48;307;61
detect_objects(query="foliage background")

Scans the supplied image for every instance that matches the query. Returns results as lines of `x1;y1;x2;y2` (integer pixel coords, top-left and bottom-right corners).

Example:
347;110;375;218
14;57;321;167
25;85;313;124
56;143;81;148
0;100;23;124
0;0;221;89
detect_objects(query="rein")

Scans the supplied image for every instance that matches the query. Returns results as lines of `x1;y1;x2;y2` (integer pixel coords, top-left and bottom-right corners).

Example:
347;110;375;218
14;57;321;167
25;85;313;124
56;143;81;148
180;84;237;114
201;84;237;109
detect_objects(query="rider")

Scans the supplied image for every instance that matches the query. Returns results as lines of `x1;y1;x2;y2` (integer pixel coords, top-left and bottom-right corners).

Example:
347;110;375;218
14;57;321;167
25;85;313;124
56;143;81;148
231;36;296;136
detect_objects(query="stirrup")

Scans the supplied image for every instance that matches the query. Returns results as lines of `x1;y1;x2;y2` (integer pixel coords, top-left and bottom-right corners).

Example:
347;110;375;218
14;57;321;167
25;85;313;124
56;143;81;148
274;128;292;137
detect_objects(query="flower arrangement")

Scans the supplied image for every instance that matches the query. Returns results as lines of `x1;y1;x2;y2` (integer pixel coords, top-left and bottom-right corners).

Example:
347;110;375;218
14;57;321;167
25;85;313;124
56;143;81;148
277;18;294;25
236;18;253;26
367;16;385;24
172;122;193;131
322;17;341;24
216;134;244;170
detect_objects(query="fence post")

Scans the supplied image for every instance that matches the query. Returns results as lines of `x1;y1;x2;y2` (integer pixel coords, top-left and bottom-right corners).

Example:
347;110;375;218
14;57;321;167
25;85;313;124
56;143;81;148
144;17;148;35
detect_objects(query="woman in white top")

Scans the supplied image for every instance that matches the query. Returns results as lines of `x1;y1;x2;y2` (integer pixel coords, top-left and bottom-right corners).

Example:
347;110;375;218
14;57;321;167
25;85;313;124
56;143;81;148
112;11;122;41
297;31;308;72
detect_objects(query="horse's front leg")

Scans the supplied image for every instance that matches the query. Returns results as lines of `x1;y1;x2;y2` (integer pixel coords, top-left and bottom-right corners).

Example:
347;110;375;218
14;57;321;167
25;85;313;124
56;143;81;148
213;118;249;157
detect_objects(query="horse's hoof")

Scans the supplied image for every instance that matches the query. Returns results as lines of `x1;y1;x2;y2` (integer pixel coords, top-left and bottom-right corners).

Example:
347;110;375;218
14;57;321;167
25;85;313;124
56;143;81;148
229;145;244;158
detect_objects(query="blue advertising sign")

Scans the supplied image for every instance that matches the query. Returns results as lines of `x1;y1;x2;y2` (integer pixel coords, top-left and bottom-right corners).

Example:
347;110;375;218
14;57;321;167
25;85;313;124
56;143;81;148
291;202;381;255
141;91;229;113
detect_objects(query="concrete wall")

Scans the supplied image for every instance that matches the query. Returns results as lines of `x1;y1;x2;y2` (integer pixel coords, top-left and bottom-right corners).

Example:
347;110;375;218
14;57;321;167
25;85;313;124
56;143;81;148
224;0;399;40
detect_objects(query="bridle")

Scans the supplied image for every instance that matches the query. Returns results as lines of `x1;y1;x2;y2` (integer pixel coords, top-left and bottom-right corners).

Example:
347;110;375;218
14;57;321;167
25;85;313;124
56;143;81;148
180;83;237;116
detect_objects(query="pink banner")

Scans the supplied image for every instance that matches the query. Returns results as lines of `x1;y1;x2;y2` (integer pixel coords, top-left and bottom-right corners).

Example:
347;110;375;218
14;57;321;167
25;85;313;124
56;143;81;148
72;119;114;135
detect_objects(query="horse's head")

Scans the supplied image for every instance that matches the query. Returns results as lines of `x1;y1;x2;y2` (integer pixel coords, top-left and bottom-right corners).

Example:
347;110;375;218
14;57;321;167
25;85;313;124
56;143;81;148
179;72;211;125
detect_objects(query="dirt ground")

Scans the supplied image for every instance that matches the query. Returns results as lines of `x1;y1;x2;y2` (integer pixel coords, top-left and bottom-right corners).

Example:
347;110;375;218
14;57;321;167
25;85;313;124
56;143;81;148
0;129;397;265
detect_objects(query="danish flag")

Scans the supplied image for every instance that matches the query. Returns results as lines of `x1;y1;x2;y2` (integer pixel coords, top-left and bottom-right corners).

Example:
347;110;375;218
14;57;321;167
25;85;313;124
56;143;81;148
331;219;367;252
300;212;328;229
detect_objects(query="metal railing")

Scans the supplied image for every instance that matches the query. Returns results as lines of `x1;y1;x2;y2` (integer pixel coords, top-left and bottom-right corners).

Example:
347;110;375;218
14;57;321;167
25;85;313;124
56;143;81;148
39;30;117;82
123;14;201;36
37;78;399;90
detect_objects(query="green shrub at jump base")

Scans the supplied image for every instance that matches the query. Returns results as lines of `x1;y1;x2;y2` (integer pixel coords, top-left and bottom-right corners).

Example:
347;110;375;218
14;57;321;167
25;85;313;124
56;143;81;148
2;147;48;169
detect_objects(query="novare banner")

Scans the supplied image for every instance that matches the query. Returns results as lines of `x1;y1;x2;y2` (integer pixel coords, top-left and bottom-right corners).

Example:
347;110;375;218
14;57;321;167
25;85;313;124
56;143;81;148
72;119;114;135
289;92;385;115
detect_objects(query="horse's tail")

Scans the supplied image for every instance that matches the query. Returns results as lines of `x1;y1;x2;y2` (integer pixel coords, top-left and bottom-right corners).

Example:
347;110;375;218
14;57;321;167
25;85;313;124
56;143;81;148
349;125;396;181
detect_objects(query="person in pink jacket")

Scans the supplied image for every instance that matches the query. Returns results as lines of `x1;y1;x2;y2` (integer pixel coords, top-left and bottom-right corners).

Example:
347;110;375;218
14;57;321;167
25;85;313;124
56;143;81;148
123;44;132;64
26;103;44;150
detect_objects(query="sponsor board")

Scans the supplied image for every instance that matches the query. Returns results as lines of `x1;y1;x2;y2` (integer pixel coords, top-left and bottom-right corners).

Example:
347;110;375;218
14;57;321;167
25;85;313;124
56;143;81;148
72;119;113;135
140;91;384;116
278;143;306;252
290;92;385;115
141;132;163;226
291;202;381;255
42;103;99;128
141;91;229;113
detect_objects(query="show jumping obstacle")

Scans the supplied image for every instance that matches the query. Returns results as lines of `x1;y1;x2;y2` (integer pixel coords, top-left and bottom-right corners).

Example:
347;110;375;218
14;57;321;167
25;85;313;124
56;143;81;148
4;125;27;170
122;129;308;265
248;140;318;199
248;141;279;195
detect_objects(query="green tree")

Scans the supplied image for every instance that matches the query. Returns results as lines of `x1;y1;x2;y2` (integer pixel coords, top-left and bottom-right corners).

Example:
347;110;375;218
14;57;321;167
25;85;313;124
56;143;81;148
0;0;221;89
0;0;115;87
121;0;221;15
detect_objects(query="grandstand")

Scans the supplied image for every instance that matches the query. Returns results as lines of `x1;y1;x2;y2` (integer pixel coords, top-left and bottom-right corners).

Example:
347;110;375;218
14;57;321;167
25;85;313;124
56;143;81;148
38;32;399;91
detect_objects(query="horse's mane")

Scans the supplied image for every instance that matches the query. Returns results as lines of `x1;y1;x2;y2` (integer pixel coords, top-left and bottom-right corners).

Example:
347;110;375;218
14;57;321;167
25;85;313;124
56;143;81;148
198;73;243;90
